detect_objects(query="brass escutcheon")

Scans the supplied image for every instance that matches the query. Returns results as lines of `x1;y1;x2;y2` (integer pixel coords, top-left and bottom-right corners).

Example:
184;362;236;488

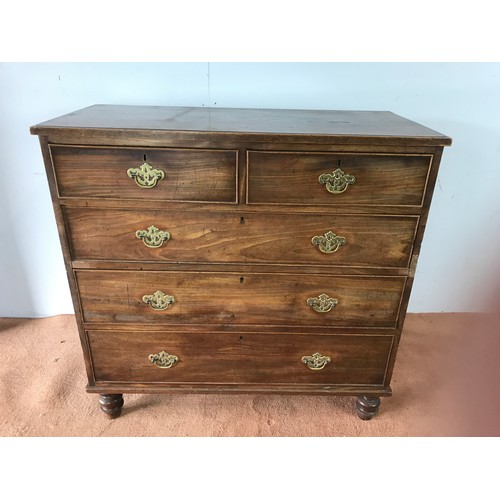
306;293;338;313
318;168;356;194
127;162;165;188
311;231;347;254
301;352;332;370
142;291;175;310
136;225;171;248
149;351;179;369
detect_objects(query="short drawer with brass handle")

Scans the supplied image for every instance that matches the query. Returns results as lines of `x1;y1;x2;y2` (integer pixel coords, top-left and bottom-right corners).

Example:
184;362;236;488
50;145;238;202
64;207;418;269
76;270;406;328
247;151;432;206
87;330;394;386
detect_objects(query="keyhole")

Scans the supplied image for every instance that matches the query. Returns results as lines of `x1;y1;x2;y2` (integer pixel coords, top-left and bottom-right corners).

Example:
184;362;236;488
240;277;245;284
240;217;245;224
239;336;244;342
337;159;342;167
143;154;147;162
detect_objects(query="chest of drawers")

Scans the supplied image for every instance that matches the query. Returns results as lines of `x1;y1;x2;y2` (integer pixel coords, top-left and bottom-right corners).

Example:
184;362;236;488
31;105;451;420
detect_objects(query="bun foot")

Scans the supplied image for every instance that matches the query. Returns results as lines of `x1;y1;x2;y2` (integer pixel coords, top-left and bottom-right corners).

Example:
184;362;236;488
99;394;124;419
356;396;381;420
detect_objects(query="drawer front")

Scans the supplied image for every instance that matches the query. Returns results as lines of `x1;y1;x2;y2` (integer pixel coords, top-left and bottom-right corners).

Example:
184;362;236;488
76;271;406;327
65;207;418;268
88;330;393;385
50;145;238;202
247;151;431;206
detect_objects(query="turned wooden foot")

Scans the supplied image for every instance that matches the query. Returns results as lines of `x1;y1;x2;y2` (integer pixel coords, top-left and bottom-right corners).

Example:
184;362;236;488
356;396;381;420
99;394;124;419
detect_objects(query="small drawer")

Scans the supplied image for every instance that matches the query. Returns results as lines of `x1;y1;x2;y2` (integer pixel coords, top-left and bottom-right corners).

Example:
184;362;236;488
247;151;432;206
87;330;394;385
65;207;418;268
76;270;406;328
50;145;238;202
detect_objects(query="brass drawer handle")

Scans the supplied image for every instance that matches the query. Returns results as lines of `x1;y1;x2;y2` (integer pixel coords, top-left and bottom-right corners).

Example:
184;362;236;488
142;291;175;310
307;293;338;313
302;352;331;370
127;162;165;188
149;351;179;369
136;225;171;248
318;168;355;194
311;231;347;253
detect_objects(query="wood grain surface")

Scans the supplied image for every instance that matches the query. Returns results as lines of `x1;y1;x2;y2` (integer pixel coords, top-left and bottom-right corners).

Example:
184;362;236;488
64;207;418;268
76;270;406;327
31;105;452;147
87;330;394;385
50;145;238;202
247;151;431;206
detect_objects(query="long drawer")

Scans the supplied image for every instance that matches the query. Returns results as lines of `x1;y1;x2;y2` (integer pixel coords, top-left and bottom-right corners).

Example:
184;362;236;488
64;207;418;268
76;270;406;327
247;151;432;206
88;330;394;385
50;145;238;202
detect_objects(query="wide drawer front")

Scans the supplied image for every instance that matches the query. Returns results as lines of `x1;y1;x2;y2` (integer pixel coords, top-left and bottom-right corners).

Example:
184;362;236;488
76;271;406;327
50;145;238;202
65;207;418;268
88;330;393;385
247;151;432;206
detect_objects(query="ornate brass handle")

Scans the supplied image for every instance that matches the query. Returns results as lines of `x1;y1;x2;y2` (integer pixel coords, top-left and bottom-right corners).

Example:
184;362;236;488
318;168;355;194
142;291;175;310
311;231;347;254
127;162;165;188
149;351;179;369
307;293;338;313
302;352;331;370
136;225;171;248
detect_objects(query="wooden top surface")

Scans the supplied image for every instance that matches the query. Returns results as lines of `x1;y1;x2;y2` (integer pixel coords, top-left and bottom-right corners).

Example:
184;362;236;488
30;104;452;146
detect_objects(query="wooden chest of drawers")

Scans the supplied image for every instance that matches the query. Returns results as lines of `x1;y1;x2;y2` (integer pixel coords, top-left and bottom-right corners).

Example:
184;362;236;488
31;105;451;420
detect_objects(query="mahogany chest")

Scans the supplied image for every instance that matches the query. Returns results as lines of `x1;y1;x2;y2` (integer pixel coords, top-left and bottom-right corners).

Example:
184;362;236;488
31;105;451;420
